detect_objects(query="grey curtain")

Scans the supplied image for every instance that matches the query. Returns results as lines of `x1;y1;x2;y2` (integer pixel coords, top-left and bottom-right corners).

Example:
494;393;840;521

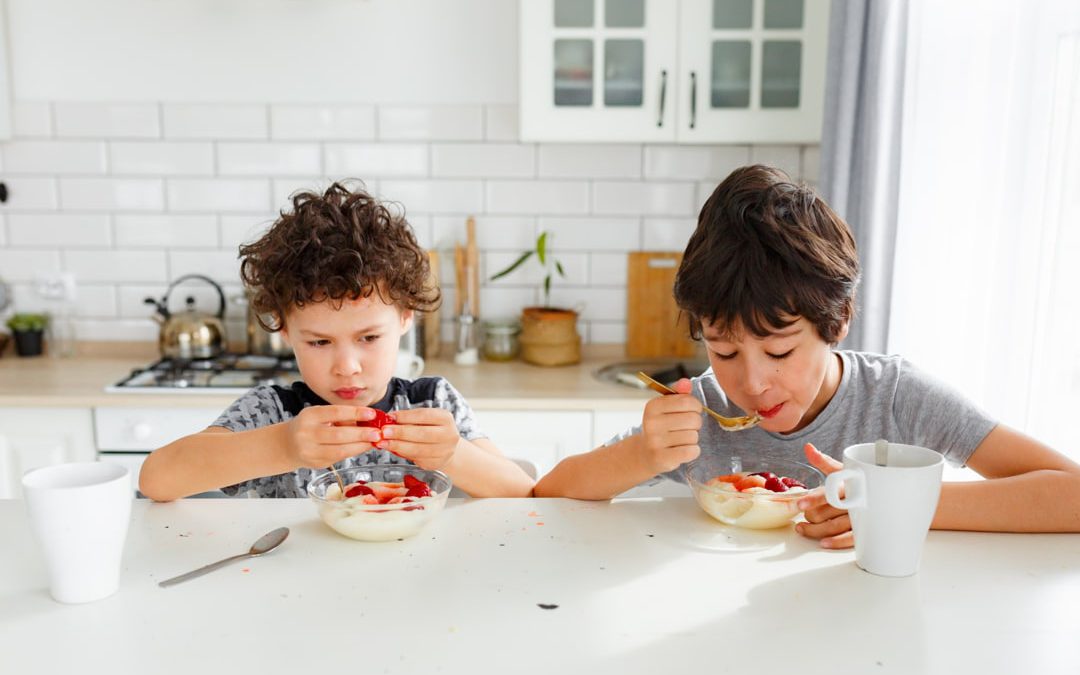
819;0;911;353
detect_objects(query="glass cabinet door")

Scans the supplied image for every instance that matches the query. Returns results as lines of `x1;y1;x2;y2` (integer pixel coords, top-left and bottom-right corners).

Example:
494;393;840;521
521;0;678;142
677;0;829;142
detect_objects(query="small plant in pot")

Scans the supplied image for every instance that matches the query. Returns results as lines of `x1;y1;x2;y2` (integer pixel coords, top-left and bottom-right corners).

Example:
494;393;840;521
6;312;49;357
489;232;581;366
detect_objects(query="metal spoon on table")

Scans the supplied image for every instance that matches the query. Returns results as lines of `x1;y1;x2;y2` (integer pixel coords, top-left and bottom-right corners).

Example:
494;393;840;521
636;371;762;432
158;527;290;588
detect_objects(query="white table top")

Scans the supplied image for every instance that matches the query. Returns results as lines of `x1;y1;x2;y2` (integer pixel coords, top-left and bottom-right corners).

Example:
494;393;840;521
2;498;1078;675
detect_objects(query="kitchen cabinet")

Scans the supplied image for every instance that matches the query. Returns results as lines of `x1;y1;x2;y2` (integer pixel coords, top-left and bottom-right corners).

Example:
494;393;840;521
473;409;594;477
520;0;829;143
0;408;96;498
0;1;10;140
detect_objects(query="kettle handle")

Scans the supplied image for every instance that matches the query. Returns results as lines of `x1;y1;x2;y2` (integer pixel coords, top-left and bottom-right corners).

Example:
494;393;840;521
165;274;227;319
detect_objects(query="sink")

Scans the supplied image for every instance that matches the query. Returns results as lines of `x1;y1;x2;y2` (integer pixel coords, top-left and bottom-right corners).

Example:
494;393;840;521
594;358;712;389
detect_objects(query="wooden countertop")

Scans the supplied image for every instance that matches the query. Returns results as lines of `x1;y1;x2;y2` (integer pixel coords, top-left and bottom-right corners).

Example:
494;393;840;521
0;343;673;410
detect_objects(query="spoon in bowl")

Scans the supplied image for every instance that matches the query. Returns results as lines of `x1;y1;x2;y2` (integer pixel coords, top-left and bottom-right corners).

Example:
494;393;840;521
158;527;290;588
635;371;762;432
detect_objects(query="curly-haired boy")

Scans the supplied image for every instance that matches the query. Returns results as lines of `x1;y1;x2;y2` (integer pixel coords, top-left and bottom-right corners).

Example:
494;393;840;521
140;182;535;501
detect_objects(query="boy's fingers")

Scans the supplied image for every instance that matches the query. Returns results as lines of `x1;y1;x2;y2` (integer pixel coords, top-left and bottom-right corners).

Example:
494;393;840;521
819;531;855;550
385;407;449;425
671;377;694;394
796;513;851;540
803;443;843;474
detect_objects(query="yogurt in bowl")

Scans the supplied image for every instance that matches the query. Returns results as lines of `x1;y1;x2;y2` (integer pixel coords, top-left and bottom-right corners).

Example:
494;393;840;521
308;465;452;541
685;455;824;529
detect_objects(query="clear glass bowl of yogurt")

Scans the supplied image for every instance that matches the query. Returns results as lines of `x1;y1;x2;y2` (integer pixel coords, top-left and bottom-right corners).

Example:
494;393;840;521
308;464;452;541
685;454;824;529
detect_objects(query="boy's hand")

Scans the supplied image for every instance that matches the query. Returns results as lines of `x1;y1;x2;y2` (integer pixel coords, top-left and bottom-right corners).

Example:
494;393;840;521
796;443;853;549
376;407;460;471
638;377;703;474
282;405;381;468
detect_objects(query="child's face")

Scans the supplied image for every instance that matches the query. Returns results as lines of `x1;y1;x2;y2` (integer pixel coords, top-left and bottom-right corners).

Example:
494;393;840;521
280;293;413;407
701;316;846;434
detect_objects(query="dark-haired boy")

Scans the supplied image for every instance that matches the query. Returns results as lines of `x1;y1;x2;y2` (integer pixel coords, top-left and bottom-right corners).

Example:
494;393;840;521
535;165;1080;547
140;182;534;501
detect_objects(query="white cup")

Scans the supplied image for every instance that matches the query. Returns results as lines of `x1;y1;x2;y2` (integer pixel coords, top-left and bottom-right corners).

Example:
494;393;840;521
825;443;944;577
22;462;132;603
394;350;424;379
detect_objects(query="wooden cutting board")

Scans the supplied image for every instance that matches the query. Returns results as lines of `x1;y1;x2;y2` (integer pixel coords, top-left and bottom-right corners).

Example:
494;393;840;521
626;252;696;358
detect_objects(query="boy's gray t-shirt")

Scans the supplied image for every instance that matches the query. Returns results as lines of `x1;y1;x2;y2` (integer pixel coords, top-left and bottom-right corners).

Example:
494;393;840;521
608;351;997;484
210;376;486;498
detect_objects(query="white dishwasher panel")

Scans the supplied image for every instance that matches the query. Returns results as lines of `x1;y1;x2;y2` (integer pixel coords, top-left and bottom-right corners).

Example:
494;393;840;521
94;407;224;451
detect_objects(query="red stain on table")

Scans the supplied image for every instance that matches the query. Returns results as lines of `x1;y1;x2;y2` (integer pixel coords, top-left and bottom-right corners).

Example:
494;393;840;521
241;568;251;573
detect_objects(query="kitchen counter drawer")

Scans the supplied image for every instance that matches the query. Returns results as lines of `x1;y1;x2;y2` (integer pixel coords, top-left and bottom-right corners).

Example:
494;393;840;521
94;406;223;451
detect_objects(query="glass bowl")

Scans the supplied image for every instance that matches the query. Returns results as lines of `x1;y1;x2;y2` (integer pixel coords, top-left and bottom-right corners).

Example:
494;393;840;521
308;465;452;541
685;454;825;529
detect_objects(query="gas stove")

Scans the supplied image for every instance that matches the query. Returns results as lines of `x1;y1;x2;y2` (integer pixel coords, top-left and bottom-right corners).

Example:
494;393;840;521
105;353;302;395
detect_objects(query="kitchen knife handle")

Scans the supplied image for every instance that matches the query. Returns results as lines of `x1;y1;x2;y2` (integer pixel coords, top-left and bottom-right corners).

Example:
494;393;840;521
689;71;697;130
657;69;668;127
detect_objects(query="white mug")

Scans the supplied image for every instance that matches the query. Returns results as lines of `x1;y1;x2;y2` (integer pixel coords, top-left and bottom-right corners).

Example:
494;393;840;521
22;462;132;603
825;442;944;577
394;350;424;379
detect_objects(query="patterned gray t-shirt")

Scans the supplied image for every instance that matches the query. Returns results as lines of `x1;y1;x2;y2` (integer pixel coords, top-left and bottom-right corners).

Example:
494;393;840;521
608;351;998;484
211;377;486;497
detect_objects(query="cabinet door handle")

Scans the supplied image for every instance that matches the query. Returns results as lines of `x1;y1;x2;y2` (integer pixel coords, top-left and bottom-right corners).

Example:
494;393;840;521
656;69;668;127
689;71;698;130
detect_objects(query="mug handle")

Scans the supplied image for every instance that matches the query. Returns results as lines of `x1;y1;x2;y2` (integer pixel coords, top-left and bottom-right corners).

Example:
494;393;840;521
825;469;866;510
410;354;425;378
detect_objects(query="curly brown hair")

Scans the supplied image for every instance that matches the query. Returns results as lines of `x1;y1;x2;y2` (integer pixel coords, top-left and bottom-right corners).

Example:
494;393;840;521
239;181;440;332
674;165;860;344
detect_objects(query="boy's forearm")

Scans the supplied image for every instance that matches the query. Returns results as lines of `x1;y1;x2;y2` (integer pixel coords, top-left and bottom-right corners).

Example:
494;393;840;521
933;469;1080;532
139;425;295;502
534;435;654;500
439;439;535;498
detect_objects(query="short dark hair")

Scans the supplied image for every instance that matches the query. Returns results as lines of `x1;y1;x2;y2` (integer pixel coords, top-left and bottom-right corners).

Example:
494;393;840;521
239;181;440;331
674;165;860;344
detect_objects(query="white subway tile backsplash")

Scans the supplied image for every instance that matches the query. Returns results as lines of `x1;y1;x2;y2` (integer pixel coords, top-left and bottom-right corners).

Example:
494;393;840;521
167;250;244;285
220;214;277;250
379;180;484;214
486;180;589;215
538;217;640;251
114;214;218;248
644;145;751;180
538;144;641;179
2;141;107;174
0;250;62;281
484;105;519;142
593;181;696;217
60;178;164;211
65;250;168;283
643;218;696;250
0;98;797;343
7;214;112;247
109;142;214;175
0;177;58;211
167;179;271;212
324;144;428;178
750;145;802;179
432;143;534;178
589;253;629;286
218;143;322;176
432;215;535;250
163;104;268;140
270;105;376;140
802;145;821;183
379;106;483;141
12;103;53;138
54;103;160;139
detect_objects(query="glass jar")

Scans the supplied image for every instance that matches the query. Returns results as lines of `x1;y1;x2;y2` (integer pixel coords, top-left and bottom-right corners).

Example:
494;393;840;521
482;320;521;362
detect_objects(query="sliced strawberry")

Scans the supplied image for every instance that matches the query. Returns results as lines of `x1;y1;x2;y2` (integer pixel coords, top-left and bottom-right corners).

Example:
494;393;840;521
781;476;806;489
734;475;767;491
406;484;432;498
714;473;743;484
344;483;375;499
763;476;788;492
386;496;417;505
402;474;426;490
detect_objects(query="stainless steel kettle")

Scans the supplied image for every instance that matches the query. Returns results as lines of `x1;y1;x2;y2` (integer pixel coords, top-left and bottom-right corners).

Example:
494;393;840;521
145;274;228;359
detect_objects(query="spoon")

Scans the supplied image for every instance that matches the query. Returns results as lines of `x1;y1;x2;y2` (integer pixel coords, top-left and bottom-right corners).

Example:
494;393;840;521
158;527;290;588
635;371;762;432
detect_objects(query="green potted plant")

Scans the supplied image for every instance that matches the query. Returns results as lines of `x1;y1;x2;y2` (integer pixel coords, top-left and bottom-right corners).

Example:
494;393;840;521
489;232;580;366
6;312;49;357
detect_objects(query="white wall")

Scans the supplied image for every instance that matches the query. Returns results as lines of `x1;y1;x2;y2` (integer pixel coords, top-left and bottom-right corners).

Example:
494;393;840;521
0;0;819;345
